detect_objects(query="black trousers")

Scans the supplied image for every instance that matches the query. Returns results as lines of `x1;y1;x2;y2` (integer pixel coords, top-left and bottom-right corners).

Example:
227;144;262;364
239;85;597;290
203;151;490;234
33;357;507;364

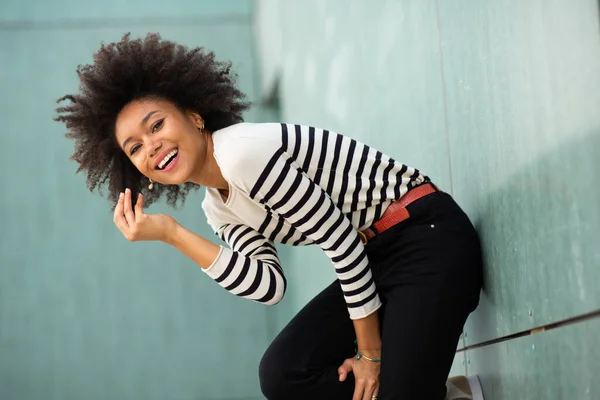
259;190;483;400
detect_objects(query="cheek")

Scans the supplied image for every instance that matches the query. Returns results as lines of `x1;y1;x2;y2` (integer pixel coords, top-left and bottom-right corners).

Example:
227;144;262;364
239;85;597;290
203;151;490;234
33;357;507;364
175;128;195;146
129;156;149;174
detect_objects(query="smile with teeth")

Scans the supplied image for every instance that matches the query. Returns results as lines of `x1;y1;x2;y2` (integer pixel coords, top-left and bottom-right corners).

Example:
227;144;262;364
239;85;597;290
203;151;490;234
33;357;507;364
157;149;178;170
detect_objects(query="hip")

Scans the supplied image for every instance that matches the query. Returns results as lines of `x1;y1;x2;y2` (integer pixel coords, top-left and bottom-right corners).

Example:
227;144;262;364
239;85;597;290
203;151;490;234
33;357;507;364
364;187;483;292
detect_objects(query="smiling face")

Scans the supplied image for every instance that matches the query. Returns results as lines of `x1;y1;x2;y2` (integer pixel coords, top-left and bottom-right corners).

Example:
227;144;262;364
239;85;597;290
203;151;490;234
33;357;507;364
115;97;208;186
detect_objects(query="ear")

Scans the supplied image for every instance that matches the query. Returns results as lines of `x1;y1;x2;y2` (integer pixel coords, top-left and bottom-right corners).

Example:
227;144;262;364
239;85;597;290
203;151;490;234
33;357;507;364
186;110;204;129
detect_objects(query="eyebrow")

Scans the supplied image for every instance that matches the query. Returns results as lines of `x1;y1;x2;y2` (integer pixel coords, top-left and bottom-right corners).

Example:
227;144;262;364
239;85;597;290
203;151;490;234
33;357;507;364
121;110;160;149
141;110;159;127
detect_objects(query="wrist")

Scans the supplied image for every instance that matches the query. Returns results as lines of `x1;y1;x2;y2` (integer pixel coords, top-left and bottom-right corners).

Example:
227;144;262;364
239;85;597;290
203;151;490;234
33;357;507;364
356;351;381;363
354;337;382;359
163;219;181;245
357;347;381;358
355;338;382;351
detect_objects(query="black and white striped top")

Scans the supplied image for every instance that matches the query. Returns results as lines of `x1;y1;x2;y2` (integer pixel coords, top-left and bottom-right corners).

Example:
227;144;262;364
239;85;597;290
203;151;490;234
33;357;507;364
201;123;430;320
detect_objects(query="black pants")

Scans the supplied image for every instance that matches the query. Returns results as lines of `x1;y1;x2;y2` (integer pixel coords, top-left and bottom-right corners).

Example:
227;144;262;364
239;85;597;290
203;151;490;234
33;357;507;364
259;190;483;400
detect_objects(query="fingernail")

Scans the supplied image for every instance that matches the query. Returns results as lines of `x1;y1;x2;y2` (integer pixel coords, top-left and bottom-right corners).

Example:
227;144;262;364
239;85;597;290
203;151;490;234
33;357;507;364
126;188;130;193
119;192;124;198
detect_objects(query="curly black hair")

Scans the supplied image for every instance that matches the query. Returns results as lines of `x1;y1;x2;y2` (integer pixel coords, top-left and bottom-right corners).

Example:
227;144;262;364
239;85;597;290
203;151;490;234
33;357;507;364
55;32;251;209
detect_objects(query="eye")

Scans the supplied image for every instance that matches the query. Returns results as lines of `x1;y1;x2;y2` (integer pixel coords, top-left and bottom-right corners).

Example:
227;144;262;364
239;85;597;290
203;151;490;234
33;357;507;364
151;118;165;133
130;144;141;155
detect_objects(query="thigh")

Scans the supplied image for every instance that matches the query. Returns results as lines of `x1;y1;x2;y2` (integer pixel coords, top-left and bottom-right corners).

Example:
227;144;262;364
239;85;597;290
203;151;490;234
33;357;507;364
376;201;482;399
259;280;356;400
378;279;472;400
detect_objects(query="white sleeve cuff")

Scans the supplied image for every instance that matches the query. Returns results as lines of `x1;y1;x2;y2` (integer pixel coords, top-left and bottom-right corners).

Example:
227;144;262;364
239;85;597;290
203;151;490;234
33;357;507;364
202;246;229;279
348;294;383;320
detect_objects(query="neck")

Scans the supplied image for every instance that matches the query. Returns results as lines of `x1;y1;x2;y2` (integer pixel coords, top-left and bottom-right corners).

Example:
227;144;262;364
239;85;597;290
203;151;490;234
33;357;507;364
188;132;229;191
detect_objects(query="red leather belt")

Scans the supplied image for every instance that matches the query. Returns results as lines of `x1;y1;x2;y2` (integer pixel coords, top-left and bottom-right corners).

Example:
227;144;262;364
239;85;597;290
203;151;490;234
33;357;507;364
358;182;440;244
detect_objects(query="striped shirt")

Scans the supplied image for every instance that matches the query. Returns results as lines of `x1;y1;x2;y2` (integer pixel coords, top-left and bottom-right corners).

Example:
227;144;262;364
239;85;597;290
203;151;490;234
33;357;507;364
201;122;430;320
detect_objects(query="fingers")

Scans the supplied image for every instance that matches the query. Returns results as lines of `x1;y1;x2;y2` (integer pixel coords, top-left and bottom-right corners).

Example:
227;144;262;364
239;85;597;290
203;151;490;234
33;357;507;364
338;358;353;382
113;192;128;231
123;188;135;226
358;381;378;400
339;356;379;400
362;384;378;400
353;386;364;400
339;356;378;400
134;193;144;220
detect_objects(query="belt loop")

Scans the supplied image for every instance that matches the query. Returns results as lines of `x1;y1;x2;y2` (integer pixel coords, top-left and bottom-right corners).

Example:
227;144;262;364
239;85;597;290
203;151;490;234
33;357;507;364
428;181;440;192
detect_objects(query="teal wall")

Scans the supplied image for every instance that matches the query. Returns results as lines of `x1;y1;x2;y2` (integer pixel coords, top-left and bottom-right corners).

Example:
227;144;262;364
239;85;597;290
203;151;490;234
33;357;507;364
0;1;271;400
254;0;600;399
3;1;599;399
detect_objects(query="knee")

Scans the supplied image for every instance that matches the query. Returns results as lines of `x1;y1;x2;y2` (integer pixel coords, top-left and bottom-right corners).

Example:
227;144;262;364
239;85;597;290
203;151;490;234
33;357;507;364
258;344;288;399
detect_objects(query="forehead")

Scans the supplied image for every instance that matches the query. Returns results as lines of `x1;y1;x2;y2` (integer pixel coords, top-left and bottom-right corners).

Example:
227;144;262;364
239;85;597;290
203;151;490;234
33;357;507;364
114;98;178;143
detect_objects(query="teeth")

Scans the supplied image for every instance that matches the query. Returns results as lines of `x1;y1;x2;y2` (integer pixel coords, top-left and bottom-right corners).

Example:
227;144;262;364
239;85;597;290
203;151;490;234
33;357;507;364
158;149;177;169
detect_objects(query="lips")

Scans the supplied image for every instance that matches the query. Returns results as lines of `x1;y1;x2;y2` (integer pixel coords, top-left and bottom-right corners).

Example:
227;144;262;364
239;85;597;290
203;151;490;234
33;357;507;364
160;151;179;173
155;148;178;170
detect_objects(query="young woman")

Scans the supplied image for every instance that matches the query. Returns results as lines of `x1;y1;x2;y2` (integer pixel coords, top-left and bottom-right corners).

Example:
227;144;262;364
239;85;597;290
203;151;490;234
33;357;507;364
55;33;484;400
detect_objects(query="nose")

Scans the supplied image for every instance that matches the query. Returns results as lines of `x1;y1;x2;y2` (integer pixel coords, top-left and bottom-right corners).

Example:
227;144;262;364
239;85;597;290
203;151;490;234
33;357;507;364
146;137;162;158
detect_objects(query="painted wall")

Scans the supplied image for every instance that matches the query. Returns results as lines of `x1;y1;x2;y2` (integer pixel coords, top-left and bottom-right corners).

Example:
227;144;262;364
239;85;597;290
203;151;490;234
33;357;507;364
254;1;600;399
0;1;271;399
3;1;599;398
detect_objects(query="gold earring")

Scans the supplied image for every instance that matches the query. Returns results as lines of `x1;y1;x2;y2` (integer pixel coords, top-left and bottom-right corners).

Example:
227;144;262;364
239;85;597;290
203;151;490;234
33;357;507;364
148;178;154;190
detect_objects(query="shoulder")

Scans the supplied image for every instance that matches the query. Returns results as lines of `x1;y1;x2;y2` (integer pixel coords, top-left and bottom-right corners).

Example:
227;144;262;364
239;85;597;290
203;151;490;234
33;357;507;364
212;122;285;180
212;122;284;151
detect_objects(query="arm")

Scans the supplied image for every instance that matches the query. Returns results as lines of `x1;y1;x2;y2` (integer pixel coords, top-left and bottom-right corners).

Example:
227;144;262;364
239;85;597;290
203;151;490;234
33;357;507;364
353;311;382;356
165;222;221;269
168;212;379;349
176;221;286;305
114;189;286;305
224;133;382;326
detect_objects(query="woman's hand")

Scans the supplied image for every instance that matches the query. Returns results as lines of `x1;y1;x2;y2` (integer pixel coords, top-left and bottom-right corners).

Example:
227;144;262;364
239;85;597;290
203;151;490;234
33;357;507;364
338;351;381;400
113;188;177;243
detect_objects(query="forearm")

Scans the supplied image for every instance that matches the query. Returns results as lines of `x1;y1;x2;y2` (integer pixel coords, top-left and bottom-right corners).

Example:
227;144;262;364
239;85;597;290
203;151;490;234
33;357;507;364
164;222;221;269
353;310;382;356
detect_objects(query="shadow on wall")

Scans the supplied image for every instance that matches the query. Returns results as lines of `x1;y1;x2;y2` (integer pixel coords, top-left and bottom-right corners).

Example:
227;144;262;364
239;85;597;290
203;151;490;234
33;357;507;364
472;128;600;342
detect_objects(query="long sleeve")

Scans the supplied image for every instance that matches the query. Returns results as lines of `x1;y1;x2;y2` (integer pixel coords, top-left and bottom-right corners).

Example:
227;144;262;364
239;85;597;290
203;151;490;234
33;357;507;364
203;223;287;305
221;132;382;320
